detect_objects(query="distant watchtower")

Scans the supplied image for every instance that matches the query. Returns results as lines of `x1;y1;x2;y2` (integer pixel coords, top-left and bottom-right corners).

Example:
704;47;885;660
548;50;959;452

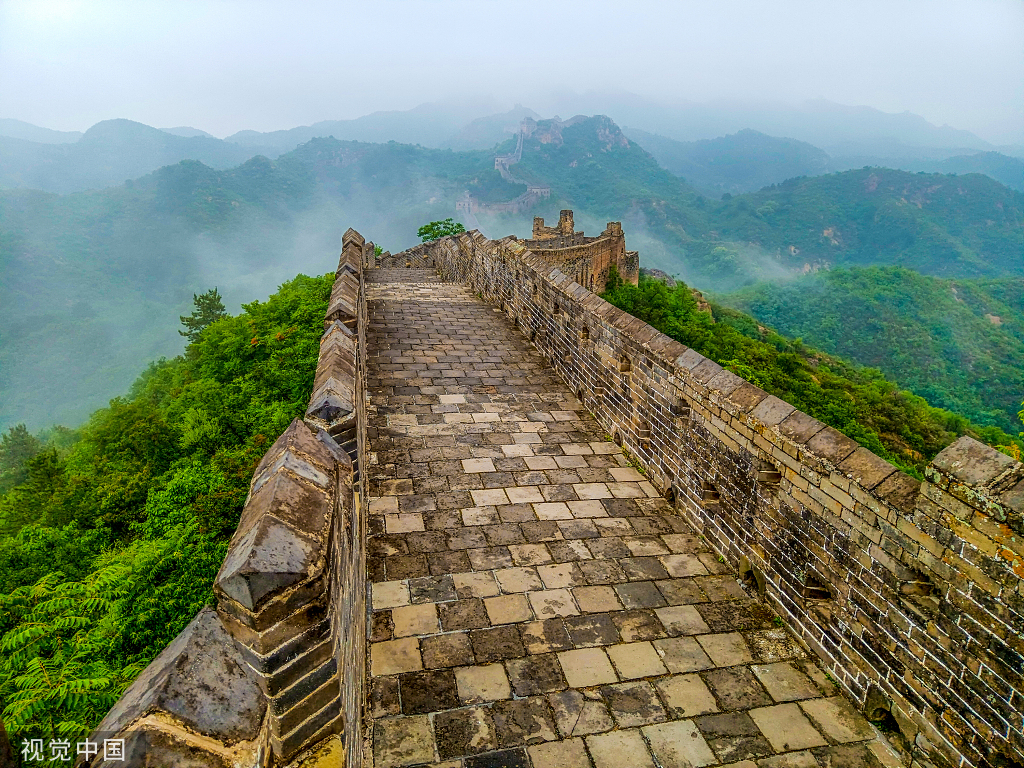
523;210;639;291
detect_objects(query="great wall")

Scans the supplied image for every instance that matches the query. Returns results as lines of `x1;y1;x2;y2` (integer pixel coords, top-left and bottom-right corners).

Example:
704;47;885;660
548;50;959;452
78;215;1023;768
455;118;552;220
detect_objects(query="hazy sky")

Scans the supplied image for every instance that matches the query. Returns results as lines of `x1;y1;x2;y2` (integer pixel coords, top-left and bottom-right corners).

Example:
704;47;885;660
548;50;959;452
1;0;1022;144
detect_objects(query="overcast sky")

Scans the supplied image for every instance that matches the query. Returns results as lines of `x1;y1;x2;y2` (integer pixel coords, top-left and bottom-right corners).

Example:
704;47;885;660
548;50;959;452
1;0;1021;144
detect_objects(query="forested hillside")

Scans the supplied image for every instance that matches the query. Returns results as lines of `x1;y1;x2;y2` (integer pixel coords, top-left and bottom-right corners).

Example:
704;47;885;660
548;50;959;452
712;168;1024;277
720;267;1024;433
0;273;331;743
0;139;519;431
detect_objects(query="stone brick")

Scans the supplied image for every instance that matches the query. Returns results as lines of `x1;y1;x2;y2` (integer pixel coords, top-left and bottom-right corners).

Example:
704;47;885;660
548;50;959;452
643;720;718;768
586;729;656;768
490;697;558;747
374;716;435;767
558;648;619;687
749;703;828;751
528;738;592;768
656;674;719;718
606;641;668;678
435;706;498;759
455;663;512;703
599;680;667;727
506;653;568;696
548;690;615;737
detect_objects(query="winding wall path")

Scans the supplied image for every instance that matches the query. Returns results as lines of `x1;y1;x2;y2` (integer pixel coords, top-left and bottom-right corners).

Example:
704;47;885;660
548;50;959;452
363;268;896;768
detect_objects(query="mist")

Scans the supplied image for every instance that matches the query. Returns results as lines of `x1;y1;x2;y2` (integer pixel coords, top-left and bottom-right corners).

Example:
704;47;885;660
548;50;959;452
1;0;1021;145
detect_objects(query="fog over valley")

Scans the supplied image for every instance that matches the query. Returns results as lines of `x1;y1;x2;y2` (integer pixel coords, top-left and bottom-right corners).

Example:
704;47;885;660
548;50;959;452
0;0;1022;435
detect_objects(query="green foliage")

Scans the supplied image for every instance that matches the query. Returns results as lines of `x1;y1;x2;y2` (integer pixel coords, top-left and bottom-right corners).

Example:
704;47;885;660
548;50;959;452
0;426;42;493
179;287;227;342
712;168;1024;278
602;275;1018;475
0;271;332;744
0;564;146;742
998;401;1024;460
417;218;467;242
720;267;1024;433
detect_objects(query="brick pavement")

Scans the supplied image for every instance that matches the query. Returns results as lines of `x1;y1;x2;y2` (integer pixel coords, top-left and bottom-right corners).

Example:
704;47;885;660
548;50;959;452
365;268;895;768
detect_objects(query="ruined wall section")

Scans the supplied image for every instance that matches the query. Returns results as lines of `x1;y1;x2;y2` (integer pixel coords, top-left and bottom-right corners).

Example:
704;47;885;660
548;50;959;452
84;230;371;768
415;231;1024;768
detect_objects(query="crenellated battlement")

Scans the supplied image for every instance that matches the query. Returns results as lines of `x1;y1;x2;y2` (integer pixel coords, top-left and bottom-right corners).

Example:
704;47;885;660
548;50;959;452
519;210;639;292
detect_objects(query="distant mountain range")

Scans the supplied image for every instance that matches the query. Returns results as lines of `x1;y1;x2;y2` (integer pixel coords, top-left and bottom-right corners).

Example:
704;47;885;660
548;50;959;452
223;99;496;154
0;118;82;144
541;93;1016;157
624;128;832;194
3;95;1020;195
626;127;1024;194
0;119;280;193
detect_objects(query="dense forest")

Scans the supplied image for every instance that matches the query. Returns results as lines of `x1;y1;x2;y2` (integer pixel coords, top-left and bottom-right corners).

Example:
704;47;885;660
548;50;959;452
721;267;1024;433
0;273;331;744
711;167;1024;278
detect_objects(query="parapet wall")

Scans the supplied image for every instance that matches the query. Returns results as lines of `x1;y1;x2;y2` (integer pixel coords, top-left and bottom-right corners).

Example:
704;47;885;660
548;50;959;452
420;230;1024;768
523;213;639;291
83;230;371;768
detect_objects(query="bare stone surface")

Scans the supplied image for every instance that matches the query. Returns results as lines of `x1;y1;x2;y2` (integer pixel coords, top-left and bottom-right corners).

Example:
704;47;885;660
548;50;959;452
587;729;656;768
87;607;265;746
374;715;435;767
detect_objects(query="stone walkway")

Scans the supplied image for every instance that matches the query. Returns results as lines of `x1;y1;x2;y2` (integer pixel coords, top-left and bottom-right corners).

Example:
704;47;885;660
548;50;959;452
364;269;895;768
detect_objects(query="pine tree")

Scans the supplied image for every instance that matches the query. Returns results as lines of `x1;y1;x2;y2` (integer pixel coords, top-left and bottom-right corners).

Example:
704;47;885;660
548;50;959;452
0;425;42;493
179;288;227;343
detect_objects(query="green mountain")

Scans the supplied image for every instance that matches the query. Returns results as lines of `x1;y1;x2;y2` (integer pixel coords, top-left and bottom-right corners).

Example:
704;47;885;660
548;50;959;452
826;150;1024;192
710;167;1024;278
624;127;831;194
493;117;1023;287
0;119;281;193
720;267;1024;433
0;273;333;743
0;140;521;430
